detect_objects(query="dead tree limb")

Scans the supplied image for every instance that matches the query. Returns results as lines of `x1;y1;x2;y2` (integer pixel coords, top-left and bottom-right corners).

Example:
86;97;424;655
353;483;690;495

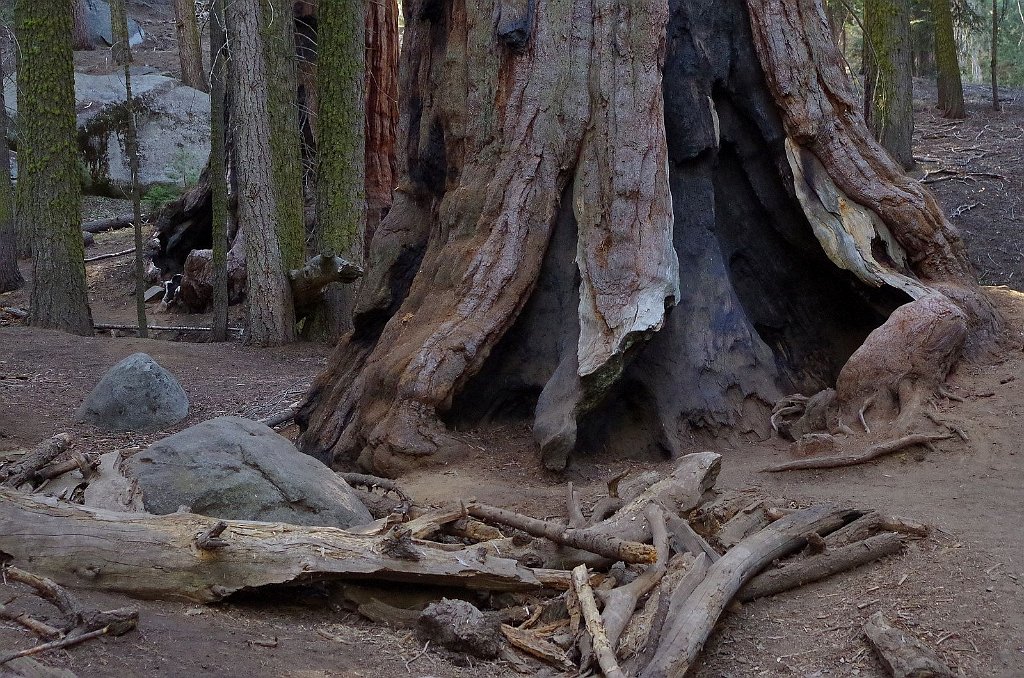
825;511;929;548
0;605;62;639
737;532;904;601
863;612;953;677
1;434;72;489
81;215;138;234
84;248;136;264
0;489;547;602
664;513;720;562
288;255;364;308
640;505;859;678
571;565;626;678
93;323;245;335
467;503;658;564
600;506;669;651
0;627;111;665
762;434;953;472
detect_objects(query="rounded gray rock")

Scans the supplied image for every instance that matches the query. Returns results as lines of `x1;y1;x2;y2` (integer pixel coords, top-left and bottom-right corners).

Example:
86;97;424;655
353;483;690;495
126;416;373;529
75;353;189;433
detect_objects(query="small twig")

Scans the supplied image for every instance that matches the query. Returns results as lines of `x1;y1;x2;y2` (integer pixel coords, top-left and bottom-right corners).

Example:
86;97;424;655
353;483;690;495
84;247;136;263
404;640;430;673
0;626;111;665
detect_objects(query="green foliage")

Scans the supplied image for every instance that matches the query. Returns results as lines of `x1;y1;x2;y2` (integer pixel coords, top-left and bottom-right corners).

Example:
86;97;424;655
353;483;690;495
142;149;200;212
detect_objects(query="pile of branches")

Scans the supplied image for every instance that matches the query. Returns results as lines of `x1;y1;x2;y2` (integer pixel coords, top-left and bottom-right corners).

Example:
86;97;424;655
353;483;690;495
0;449;945;676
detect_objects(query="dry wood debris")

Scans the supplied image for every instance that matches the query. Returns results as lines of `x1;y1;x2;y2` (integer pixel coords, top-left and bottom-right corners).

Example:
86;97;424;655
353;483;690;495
0;446;937;675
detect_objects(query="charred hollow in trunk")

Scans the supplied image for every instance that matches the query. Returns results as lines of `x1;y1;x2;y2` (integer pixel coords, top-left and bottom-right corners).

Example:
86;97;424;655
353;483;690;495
296;0;998;476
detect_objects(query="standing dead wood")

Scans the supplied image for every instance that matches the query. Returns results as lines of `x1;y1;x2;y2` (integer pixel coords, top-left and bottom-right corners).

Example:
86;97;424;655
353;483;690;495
762;434;953;472
571;565;626;678
0;490;548;602
863;612;953;677
737;532;904;601
1;435;72;489
468;503;658;565
641;505;859;677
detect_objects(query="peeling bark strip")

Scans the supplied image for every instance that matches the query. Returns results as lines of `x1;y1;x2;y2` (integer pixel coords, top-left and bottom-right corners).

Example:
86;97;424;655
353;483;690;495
745;0;999;343
574;0;678;378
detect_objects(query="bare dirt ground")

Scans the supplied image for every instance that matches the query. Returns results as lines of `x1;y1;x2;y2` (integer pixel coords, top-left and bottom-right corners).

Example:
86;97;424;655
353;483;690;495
1;23;1023;678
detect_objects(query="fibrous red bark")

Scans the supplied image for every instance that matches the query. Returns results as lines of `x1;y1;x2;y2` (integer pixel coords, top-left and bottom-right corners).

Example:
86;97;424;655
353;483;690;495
294;0;999;475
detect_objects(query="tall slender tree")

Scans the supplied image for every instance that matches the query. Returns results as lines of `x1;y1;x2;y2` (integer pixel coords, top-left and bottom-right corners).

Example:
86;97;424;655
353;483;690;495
71;0;92;50
173;0;209;92
227;0;295;345
15;0;92;335
312;0;366;338
264;0;305;272
110;0;148;337
0;49;23;293
209;0;229;342
991;0;1001;110
933;0;966;118
864;0;916;169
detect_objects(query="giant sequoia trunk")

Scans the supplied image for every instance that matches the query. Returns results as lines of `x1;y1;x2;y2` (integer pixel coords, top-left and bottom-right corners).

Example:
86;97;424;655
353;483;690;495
296;0;1000;476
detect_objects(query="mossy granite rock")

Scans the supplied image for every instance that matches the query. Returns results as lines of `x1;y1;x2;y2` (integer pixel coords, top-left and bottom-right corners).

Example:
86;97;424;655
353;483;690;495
126;416;373;529
75;353;189;433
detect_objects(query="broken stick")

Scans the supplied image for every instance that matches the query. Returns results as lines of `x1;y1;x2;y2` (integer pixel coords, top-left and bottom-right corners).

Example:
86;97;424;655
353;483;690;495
1;434;72;489
467;503;658;564
571;565;626;678
762;433;953;472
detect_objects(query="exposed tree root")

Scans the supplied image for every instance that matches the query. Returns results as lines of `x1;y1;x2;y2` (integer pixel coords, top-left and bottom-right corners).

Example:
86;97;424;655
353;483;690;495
763;433;953;472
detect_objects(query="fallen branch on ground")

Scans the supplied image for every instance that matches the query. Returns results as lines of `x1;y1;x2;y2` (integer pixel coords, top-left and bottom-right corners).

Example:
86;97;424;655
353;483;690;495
1;434;72;489
93;323;245;335
736;532;904;601
572;565;626;678
762;433;953;472
84;248;136;263
863;612;953;677
81;215;139;234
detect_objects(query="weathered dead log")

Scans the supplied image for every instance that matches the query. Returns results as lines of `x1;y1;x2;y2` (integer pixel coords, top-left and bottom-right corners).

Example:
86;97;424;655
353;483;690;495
664;513;720;562
763;433;953;472
825;511;929;548
737;532;904;602
500;623;576;672
1;435;72;489
641;505;858;677
289;255;364;309
82;215;136;234
863;612;954;677
0;489;554;602
572;565;626;678
467;503;657;565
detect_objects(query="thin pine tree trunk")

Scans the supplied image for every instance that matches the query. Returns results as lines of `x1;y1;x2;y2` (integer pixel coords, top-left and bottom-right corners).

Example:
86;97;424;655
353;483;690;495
110;0;148;337
991;0;1001;111
173;0;209;92
264;0;305;272
933;0;965;118
863;0;916;169
15;0;93;335
71;0;92;50
0;49;23;293
210;0;229;342
227;0;296;346
310;0;366;340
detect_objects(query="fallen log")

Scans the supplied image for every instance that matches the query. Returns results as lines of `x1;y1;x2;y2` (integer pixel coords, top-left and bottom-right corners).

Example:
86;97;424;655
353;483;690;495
825;511;929;548
93;323;245;335
84;248;135;264
1;434;72;489
736;532;904;602
762;433;953;472
467;503;658;565
640;504;859;678
0;489;549;603
82;215;137;234
664;513;720;562
863;612;953;677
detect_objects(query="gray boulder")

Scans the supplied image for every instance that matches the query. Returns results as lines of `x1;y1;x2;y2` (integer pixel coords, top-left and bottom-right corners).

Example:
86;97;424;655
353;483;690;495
5;73;209;195
126;416;373;529
75;353;189;432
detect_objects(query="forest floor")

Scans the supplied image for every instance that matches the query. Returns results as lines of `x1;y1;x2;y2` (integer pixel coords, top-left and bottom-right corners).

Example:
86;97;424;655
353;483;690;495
2;12;1024;676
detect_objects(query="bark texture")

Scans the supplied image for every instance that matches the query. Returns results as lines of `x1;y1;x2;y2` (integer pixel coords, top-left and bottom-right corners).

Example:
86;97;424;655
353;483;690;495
209;0;229;341
932;0;965;119
173;0;209;92
297;0;999;475
863;0;915;169
16;0;93;335
227;0;296;345
0;50;23;293
71;0;92;50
